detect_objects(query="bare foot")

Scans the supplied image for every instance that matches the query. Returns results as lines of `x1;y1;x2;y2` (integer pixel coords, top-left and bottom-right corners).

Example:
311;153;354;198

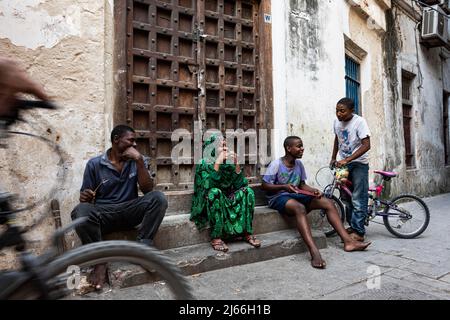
87;263;108;290
310;252;326;269
344;240;372;252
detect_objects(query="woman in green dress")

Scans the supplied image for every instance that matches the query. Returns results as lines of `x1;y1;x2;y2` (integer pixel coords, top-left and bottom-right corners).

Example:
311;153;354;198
190;134;261;252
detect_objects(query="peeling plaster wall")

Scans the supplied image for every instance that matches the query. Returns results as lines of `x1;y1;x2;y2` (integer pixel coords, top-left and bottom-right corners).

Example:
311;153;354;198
272;0;388;186
385;5;450;196
271;0;449;196
282;0;344;180
0;0;114;269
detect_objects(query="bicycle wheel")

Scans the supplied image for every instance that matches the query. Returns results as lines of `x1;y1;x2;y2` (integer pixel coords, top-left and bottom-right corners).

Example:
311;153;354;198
10;241;195;300
315;166;334;189
383;195;430;239
317;195;345;237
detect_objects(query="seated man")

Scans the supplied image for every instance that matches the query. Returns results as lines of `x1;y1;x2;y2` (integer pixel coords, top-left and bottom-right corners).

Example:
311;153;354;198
71;125;167;289
261;136;370;269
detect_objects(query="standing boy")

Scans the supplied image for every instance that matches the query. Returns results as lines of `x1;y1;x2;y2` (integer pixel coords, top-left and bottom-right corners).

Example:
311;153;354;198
262;136;370;269
331;97;371;242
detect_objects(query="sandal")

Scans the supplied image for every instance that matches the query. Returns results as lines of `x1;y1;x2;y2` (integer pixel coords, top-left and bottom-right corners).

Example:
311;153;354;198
211;238;229;252
244;234;261;248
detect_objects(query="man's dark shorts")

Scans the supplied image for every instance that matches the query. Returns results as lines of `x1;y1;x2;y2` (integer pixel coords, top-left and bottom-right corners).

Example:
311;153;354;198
269;193;315;215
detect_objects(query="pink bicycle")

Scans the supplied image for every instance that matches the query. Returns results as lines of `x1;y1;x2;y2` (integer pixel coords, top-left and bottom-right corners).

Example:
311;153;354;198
315;166;430;238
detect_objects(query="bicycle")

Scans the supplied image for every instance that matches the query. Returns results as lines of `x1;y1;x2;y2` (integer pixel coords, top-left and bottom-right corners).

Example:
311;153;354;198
0;99;194;299
315;165;430;239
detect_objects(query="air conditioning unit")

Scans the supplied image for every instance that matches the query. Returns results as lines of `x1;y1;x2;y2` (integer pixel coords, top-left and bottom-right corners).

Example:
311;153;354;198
421;5;448;47
440;0;450;14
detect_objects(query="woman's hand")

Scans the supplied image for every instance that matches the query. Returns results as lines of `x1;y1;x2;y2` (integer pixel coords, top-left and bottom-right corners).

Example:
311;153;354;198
227;151;238;164
215;146;228;164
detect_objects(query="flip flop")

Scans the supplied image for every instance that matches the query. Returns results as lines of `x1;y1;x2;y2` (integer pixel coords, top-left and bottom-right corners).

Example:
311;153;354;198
211;239;229;252
244;234;261;248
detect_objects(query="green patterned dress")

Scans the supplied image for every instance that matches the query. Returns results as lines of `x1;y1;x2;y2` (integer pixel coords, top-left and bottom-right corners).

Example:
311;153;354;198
190;155;255;240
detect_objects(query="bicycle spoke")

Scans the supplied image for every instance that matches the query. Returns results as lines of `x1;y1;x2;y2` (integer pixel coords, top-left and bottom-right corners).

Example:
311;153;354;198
383;195;430;238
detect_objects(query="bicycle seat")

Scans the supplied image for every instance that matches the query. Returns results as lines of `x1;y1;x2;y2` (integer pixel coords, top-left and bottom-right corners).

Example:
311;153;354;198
374;170;398;178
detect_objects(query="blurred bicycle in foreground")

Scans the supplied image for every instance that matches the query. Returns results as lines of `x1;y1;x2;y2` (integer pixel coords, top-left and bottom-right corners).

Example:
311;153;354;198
0;100;194;299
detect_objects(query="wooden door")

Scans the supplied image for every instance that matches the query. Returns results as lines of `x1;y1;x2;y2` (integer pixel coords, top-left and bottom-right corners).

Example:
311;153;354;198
121;0;271;193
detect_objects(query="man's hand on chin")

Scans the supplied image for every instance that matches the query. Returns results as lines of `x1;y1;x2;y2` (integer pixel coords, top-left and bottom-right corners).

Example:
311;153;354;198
122;146;142;161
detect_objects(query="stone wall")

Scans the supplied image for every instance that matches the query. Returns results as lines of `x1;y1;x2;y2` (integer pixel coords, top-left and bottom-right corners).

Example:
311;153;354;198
0;0;114;269
271;0;449;196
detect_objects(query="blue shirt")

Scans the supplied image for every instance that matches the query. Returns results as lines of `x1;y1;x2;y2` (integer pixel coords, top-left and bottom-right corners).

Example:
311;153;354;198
262;158;307;206
80;149;150;205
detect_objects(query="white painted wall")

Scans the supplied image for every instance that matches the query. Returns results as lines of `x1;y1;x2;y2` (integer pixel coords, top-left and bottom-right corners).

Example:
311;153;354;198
270;0;386;186
271;0;288;159
270;0;449;194
0;0;82;49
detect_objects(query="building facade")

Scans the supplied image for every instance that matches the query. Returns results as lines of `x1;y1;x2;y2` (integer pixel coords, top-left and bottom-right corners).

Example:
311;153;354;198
0;0;449;268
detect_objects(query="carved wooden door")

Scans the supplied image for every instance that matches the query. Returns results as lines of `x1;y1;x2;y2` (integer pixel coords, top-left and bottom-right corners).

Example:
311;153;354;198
125;0;267;192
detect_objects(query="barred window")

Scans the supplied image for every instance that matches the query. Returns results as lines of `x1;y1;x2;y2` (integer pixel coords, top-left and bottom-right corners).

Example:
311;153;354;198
345;55;361;115
402;71;415;169
444;92;449;166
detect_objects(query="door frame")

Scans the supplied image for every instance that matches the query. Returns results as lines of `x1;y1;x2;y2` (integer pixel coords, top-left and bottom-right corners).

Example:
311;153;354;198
112;0;273;209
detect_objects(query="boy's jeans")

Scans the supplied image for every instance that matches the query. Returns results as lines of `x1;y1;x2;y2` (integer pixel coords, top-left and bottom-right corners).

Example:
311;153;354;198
346;162;369;236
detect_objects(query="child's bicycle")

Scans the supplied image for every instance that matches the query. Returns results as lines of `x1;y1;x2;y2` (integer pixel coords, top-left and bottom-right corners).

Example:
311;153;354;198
0;100;194;299
315;165;430;239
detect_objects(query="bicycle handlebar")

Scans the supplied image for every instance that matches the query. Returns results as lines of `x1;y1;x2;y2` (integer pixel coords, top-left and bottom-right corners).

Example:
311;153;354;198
0;99;58;130
14;99;58;110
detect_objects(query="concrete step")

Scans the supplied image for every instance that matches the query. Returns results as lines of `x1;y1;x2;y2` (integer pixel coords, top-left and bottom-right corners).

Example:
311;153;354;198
107;228;327;289
104;206;297;250
163;185;268;215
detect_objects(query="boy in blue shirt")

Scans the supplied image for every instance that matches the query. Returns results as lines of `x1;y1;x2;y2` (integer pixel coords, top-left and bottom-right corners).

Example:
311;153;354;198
262;136;370;269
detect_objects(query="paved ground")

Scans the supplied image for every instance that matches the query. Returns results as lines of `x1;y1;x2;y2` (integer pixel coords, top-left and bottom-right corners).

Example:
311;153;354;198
71;193;450;300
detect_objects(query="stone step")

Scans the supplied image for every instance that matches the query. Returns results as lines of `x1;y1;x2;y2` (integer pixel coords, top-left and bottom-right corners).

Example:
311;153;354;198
163;184;268;215
104;206;297;250
107;228;327;289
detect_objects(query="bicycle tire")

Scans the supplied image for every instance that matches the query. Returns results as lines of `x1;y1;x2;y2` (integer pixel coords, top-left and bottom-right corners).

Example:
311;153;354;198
8;241;195;300
318;195;345;237
382;194;430;239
